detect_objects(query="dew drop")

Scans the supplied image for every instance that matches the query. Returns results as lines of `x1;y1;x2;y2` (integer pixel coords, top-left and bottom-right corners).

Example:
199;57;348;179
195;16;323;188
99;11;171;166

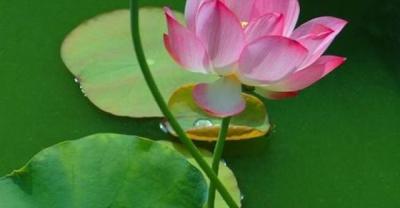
79;85;87;97
193;119;213;128
146;59;155;66
240;194;245;201
159;120;169;133
74;77;80;83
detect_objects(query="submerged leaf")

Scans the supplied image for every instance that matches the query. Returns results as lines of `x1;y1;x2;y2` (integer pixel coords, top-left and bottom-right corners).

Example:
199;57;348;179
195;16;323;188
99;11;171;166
166;85;270;141
61;9;216;117
0;134;207;208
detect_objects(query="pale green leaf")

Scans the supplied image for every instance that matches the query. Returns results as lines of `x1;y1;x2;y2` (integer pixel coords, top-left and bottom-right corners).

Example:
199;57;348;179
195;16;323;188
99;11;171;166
61;9;216;117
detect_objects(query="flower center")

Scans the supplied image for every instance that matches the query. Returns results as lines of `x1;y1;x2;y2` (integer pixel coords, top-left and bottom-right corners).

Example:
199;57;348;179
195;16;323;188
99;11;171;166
224;74;241;83
241;21;249;28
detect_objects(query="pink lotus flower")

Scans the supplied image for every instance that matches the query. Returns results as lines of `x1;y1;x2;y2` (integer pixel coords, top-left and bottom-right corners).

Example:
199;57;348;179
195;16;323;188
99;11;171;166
164;0;347;117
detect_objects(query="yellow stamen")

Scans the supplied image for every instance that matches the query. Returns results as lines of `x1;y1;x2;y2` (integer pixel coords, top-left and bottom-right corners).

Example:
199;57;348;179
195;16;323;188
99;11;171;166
225;73;240;83
241;21;249;28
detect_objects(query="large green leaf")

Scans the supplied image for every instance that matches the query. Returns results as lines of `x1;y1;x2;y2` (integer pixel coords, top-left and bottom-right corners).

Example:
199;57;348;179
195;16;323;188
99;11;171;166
159;141;242;208
0;134;207;208
164;85;271;141
61;9;216;118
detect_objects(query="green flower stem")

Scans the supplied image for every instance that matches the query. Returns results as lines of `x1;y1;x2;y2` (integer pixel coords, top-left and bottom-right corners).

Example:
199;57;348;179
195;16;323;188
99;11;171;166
208;117;232;208
129;1;239;208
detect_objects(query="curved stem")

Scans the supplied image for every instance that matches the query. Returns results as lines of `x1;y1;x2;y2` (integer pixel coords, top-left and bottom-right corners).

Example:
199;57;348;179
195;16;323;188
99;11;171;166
208;117;232;208
129;1;239;208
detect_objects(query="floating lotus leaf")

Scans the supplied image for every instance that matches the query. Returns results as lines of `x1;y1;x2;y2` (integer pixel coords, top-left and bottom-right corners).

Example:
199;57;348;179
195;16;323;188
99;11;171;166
165;85;270;141
0;134;208;208
61;9;216;117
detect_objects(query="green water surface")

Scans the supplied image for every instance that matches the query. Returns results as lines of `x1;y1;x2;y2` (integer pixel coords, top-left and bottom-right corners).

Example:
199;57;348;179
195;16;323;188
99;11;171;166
1;0;399;207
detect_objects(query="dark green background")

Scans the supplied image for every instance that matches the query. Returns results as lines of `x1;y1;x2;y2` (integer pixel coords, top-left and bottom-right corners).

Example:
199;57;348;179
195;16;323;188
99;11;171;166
1;0;399;207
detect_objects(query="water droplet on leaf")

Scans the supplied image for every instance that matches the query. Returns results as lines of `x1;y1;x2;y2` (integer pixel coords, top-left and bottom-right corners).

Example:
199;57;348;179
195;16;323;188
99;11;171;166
146;59;155;66
79;85;87;97
159;120;169;133
193;119;213;128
